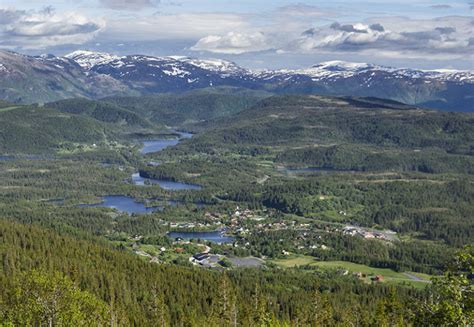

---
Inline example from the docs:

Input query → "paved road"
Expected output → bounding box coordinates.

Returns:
[403,272,431,283]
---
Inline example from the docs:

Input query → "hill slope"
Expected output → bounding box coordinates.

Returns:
[0,105,113,153]
[104,87,271,126]
[47,98,153,128]
[0,218,422,325]
[175,95,474,174]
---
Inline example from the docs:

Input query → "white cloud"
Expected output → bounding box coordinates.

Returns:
[191,16,474,60]
[0,7,105,49]
[191,31,274,54]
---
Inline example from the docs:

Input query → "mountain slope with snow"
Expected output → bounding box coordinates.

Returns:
[0,50,135,103]
[65,50,121,70]
[253,61,473,111]
[256,61,474,84]
[0,50,472,111]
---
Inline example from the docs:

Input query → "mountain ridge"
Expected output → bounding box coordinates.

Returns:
[65,50,474,83]
[1,49,473,111]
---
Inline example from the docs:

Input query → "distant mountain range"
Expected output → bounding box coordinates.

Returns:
[0,50,473,111]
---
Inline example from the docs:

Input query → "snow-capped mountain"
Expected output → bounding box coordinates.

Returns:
[0,49,472,111]
[252,60,473,111]
[62,50,474,86]
[61,51,258,93]
[66,51,250,77]
[179,57,249,76]
[256,60,474,84]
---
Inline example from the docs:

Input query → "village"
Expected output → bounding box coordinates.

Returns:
[120,205,399,276]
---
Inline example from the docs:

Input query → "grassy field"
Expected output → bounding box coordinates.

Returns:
[271,255,432,288]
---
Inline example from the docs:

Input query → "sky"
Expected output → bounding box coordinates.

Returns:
[0,0,473,70]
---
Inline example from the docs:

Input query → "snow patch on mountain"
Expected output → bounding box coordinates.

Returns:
[180,58,248,76]
[65,50,121,70]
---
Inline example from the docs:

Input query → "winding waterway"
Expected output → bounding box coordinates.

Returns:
[134,131,202,191]
[81,131,202,214]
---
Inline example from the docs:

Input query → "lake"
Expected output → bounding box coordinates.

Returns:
[132,172,202,191]
[79,195,162,214]
[168,230,235,244]
[135,130,202,191]
[140,131,193,155]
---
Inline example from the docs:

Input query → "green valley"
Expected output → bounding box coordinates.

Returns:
[0,93,472,325]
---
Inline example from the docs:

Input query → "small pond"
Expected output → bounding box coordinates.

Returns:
[168,230,235,244]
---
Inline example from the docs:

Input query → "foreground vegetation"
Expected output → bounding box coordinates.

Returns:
[1,219,472,325]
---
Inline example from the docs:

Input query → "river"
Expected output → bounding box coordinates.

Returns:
[134,131,202,190]
[81,131,201,214]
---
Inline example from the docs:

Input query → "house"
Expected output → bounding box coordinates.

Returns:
[193,253,210,262]
[191,253,222,267]
[372,275,384,282]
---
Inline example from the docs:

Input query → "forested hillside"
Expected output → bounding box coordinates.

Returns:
[0,99,166,153]
[1,219,472,325]
[104,87,271,127]
[184,95,474,173]
[48,98,154,128]
[0,105,113,153]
